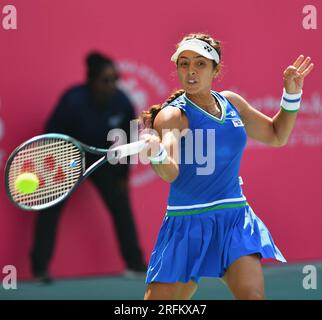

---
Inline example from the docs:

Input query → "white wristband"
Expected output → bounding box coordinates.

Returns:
[148,143,168,164]
[280,88,302,112]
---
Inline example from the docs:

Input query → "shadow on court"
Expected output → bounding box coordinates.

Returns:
[1,262,321,300]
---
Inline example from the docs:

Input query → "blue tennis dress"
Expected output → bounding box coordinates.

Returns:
[146,91,286,284]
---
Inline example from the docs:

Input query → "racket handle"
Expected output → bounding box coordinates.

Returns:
[110,140,147,159]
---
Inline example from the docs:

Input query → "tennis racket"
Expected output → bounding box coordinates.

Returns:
[4,133,147,211]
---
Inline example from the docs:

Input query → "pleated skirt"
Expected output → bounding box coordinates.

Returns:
[146,204,286,284]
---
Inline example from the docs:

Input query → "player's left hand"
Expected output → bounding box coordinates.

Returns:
[283,55,314,94]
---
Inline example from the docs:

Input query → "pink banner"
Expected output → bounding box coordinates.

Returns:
[0,0,321,279]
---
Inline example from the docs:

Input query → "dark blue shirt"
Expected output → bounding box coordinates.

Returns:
[45,84,136,177]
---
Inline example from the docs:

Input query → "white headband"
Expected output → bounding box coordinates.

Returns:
[171,39,220,64]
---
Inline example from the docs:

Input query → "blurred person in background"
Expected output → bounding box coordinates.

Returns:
[30,52,147,284]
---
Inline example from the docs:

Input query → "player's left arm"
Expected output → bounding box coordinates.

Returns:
[222,55,314,147]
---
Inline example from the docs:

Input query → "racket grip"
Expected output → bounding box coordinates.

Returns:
[111,140,147,159]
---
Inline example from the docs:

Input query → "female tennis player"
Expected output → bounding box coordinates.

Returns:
[140,33,314,300]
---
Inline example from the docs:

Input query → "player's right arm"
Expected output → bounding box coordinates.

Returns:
[142,107,188,183]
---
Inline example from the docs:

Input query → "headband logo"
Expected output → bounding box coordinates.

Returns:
[204,45,213,53]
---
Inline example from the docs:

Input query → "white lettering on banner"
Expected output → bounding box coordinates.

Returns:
[2,5,17,30]
[303,5,317,30]
[117,61,168,98]
[240,91,322,148]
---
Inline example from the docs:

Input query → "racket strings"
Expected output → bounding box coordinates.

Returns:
[8,138,82,209]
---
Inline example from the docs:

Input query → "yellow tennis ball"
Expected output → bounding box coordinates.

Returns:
[14,172,39,194]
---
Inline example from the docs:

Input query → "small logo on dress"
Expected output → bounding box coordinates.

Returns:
[232,119,244,127]
[229,111,237,117]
